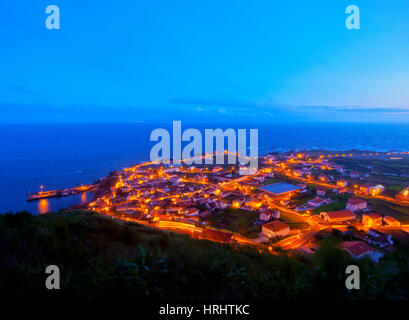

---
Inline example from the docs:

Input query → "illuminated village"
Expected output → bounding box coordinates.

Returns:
[33,150,409,262]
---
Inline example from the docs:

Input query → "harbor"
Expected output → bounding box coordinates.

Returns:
[26,184,95,202]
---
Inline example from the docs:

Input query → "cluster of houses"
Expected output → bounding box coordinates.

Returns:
[335,227,395,262]
[297,186,332,210]
[301,229,391,262]
[89,161,288,237]
[89,165,242,224]
[86,151,406,255]
[271,152,391,200]
[319,196,401,229]
[338,241,383,262]
[359,183,385,195]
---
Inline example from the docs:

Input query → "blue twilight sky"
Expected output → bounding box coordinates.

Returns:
[0,0,409,123]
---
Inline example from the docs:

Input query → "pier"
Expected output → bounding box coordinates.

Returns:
[26,185,95,201]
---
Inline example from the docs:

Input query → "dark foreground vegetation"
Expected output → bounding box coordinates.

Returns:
[1,210,408,300]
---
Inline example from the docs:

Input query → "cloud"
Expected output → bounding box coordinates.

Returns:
[0,101,259,123]
[1,99,409,123]
[173,96,409,113]
[170,97,265,110]
[169,96,409,122]
[169,96,288,118]
[300,105,409,114]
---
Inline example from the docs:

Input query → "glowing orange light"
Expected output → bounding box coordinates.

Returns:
[38,199,49,214]
[81,192,87,204]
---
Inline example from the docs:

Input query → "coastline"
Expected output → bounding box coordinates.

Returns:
[2,148,409,215]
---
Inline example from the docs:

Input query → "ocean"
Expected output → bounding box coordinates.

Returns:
[1,122,408,214]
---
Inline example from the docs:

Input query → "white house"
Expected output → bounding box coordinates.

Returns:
[308,197,325,207]
[320,210,356,223]
[260,209,280,221]
[346,198,367,212]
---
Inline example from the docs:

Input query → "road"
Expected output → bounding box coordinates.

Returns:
[268,201,325,249]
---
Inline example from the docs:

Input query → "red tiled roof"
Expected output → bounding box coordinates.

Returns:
[347,198,367,205]
[364,213,382,219]
[339,241,373,257]
[263,220,289,232]
[310,197,324,204]
[323,210,356,219]
[200,229,232,243]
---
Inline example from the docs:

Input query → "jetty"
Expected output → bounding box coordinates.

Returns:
[27,184,95,201]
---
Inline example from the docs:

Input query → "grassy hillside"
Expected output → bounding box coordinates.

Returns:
[1,210,409,300]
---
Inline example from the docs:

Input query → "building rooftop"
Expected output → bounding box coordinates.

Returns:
[339,241,374,257]
[200,229,233,243]
[310,197,324,204]
[363,213,382,219]
[323,209,356,219]
[261,183,301,196]
[263,220,289,232]
[348,197,367,205]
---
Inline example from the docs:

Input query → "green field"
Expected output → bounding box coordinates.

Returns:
[263,178,284,185]
[207,208,261,237]
[312,201,346,214]
[278,211,310,229]
[383,185,405,197]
